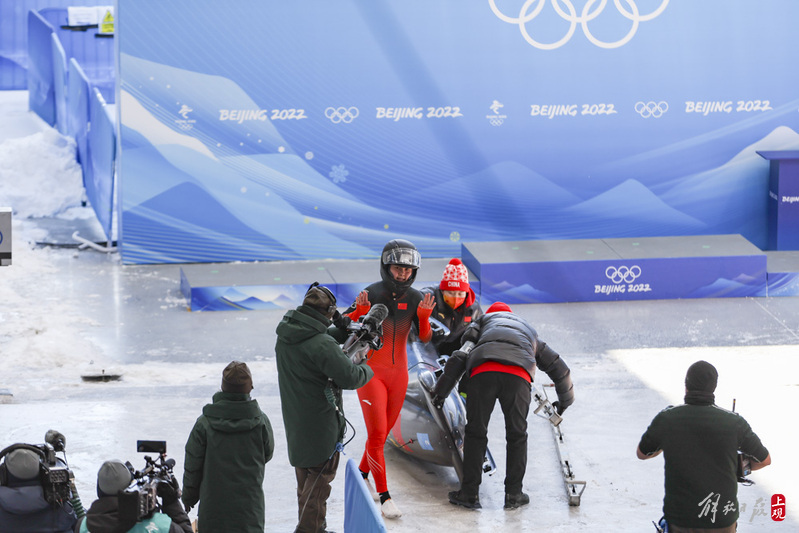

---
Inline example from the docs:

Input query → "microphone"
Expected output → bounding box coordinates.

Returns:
[45,429,66,452]
[362,303,388,334]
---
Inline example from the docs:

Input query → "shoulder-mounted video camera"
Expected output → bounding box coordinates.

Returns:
[119,440,180,522]
[342,303,388,364]
[0,430,74,506]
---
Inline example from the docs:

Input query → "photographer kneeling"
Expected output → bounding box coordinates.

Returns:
[75,460,191,533]
[0,446,77,533]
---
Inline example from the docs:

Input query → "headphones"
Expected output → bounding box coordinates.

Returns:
[307,281,337,316]
[0,443,50,485]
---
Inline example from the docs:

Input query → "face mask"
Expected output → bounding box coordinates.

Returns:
[443,293,466,309]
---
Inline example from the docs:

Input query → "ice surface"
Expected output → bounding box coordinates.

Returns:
[0,90,796,531]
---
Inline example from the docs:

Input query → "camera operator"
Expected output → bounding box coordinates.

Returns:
[75,460,191,533]
[0,446,77,533]
[275,282,374,533]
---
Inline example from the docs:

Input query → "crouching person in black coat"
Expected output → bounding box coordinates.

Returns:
[432,302,575,511]
[75,460,191,533]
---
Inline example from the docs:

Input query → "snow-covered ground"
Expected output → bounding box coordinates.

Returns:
[1,90,797,531]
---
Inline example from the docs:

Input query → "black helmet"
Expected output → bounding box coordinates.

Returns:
[380,239,421,295]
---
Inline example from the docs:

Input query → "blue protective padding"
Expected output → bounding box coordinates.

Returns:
[51,33,68,134]
[67,58,90,168]
[0,0,108,89]
[461,236,769,304]
[87,87,115,239]
[26,9,55,124]
[344,458,386,533]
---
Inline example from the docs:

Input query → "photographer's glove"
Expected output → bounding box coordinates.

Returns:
[157,477,180,507]
[552,400,567,416]
[333,311,351,331]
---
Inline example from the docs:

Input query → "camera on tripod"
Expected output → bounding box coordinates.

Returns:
[118,440,180,522]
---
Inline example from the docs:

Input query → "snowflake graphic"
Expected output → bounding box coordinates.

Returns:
[329,164,349,184]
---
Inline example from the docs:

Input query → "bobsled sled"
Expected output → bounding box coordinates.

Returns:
[386,320,496,482]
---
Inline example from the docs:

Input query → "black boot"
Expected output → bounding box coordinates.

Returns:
[448,490,481,509]
[504,492,530,509]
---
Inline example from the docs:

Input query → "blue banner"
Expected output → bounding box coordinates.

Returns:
[116,1,799,264]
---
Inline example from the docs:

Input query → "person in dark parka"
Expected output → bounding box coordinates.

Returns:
[432,302,574,511]
[182,361,274,533]
[75,459,191,533]
[276,283,374,533]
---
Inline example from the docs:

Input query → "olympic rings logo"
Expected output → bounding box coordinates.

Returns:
[605,265,641,284]
[489,0,669,50]
[325,107,359,124]
[635,101,668,118]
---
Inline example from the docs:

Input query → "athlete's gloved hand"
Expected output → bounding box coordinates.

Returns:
[450,349,467,360]
[461,326,479,345]
[417,293,435,321]
[350,291,371,320]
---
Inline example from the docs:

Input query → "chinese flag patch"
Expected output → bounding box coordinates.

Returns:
[397,303,407,310]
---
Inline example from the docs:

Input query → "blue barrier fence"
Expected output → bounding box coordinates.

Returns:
[51,33,68,134]
[28,7,114,125]
[20,5,117,241]
[27,9,56,124]
[344,458,386,533]
[0,0,107,89]
[87,87,115,238]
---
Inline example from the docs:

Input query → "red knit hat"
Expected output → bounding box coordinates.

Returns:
[439,258,470,292]
[486,302,512,314]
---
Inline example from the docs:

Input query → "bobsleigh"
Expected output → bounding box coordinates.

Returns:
[386,319,496,482]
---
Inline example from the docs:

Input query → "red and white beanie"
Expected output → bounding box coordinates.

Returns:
[439,258,470,292]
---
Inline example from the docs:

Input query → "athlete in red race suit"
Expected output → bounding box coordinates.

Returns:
[346,239,434,519]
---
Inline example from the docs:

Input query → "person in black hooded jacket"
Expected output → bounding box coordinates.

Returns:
[432,301,574,511]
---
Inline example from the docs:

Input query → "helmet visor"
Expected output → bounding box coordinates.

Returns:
[382,247,421,269]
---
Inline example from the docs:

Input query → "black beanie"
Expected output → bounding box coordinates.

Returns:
[685,360,718,393]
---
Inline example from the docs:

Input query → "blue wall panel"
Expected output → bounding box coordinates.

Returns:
[115,1,799,264]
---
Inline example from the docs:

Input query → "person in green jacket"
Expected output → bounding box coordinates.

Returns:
[182,361,274,533]
[275,283,374,533]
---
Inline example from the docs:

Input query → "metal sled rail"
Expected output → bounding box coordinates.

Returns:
[532,381,586,506]
[552,423,587,506]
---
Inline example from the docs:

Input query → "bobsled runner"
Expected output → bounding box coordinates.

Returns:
[386,320,496,482]
[532,381,587,506]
